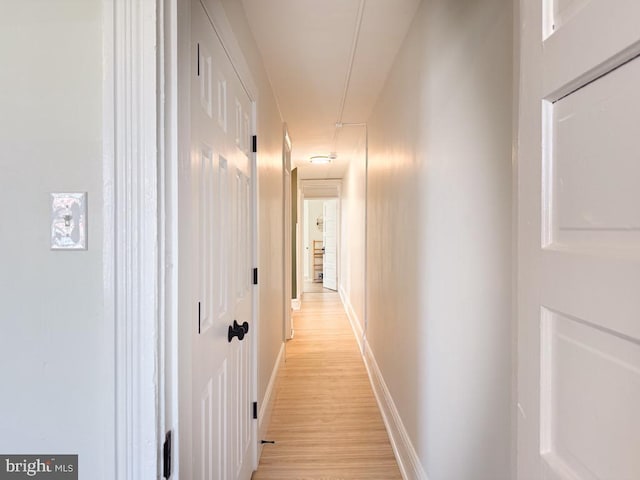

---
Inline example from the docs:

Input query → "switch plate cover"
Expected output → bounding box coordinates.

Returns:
[51,192,87,250]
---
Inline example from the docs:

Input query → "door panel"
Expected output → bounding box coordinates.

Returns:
[198,147,215,333]
[541,309,640,480]
[548,57,640,248]
[214,363,228,480]
[518,0,640,478]
[217,157,229,317]
[191,1,254,479]
[543,0,640,95]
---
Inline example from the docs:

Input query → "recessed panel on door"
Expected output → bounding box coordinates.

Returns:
[214,361,228,480]
[243,177,251,296]
[545,0,592,37]
[200,379,213,479]
[235,170,243,299]
[235,100,242,148]
[541,309,640,479]
[199,43,213,118]
[234,171,251,299]
[234,344,243,476]
[199,148,214,332]
[545,56,640,248]
[218,157,229,318]
[216,72,227,131]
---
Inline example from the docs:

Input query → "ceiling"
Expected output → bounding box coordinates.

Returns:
[241,0,420,179]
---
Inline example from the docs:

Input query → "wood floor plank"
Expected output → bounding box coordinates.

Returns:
[252,292,402,480]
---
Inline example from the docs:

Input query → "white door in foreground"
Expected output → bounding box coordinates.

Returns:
[190,1,254,478]
[518,0,640,478]
[323,199,338,291]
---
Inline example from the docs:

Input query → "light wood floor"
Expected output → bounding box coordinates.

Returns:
[252,292,402,480]
[303,280,334,293]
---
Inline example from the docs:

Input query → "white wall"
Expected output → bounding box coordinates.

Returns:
[365,0,513,478]
[0,2,114,477]
[339,134,367,331]
[220,0,285,416]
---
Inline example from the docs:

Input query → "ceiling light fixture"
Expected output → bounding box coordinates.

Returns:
[309,155,331,164]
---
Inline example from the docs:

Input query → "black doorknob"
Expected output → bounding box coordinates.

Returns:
[228,320,249,343]
[228,324,244,343]
[237,320,249,334]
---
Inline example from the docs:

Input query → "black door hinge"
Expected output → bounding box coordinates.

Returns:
[197,43,200,77]
[163,430,172,479]
[253,268,258,285]
[198,301,201,334]
[252,402,258,420]
[252,135,257,153]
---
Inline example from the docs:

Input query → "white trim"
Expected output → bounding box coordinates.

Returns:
[339,290,428,480]
[106,0,161,478]
[363,339,428,480]
[291,298,301,311]
[159,0,178,476]
[340,285,363,352]
[102,0,116,475]
[258,343,285,452]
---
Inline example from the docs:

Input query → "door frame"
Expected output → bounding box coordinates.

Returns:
[299,180,342,294]
[294,171,304,308]
[105,0,261,477]
[283,127,293,339]
[104,0,162,478]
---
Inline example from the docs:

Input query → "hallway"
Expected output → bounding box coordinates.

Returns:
[253,292,401,479]
[11,0,640,478]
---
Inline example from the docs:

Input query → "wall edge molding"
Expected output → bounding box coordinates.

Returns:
[339,288,428,480]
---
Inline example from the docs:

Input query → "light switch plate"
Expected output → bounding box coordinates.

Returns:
[51,192,87,250]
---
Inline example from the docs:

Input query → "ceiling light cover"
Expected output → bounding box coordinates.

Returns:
[309,155,331,164]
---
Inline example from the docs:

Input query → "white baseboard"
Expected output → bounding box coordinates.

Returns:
[339,287,428,480]
[339,285,364,351]
[258,342,284,456]
[362,339,429,480]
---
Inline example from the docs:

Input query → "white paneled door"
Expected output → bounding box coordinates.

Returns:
[322,199,338,291]
[191,2,254,479]
[518,0,640,479]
